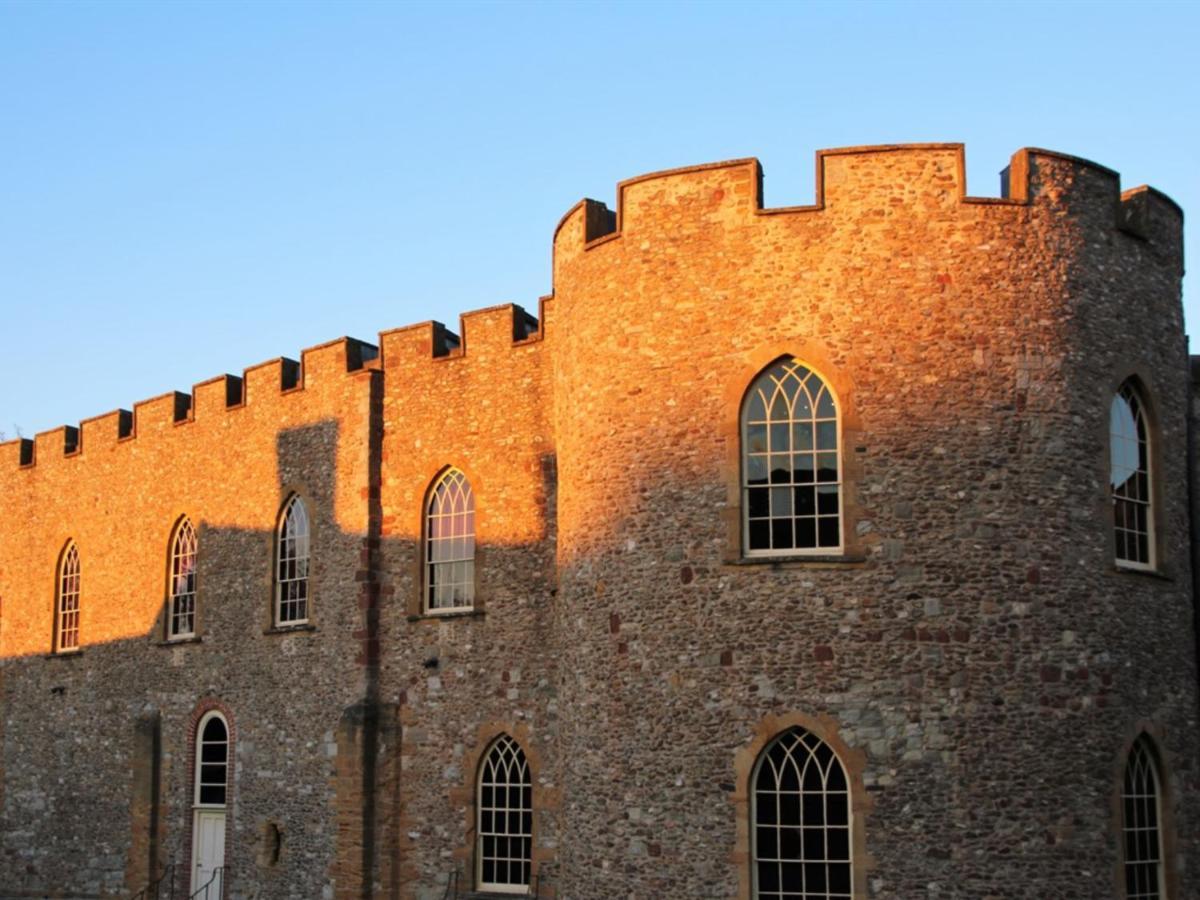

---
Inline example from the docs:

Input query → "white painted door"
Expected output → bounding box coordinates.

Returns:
[191,809,225,896]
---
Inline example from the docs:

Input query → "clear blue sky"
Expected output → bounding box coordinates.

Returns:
[2,1,1197,438]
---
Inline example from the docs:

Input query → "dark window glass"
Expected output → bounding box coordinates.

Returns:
[1121,737,1165,899]
[195,715,229,808]
[477,735,531,889]
[742,359,841,555]
[753,727,851,898]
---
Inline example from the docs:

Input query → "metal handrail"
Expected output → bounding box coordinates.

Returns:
[189,866,223,900]
[131,862,175,900]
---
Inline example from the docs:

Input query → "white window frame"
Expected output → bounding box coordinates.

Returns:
[168,517,198,640]
[194,711,230,809]
[1111,383,1155,571]
[476,734,532,894]
[275,495,310,626]
[742,358,844,558]
[56,542,81,653]
[425,468,476,614]
[750,727,853,900]
[1122,737,1167,900]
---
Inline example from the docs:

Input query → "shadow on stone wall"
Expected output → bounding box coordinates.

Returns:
[0,411,559,900]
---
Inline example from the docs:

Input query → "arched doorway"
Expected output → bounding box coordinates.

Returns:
[191,711,228,895]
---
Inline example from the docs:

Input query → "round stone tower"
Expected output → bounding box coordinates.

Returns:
[546,145,1196,898]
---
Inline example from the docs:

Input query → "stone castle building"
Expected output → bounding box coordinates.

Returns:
[0,143,1196,899]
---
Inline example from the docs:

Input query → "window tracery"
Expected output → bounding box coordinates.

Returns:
[169,517,198,638]
[743,359,841,555]
[276,495,310,624]
[426,468,475,612]
[1111,382,1153,568]
[752,726,852,899]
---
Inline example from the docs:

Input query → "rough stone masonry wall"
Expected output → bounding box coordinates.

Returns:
[0,339,377,899]
[0,143,1195,900]
[547,146,1198,899]
[375,304,559,900]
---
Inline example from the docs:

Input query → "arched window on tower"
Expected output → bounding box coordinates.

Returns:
[55,542,81,652]
[742,358,841,556]
[1111,381,1154,569]
[425,467,475,612]
[1122,736,1167,899]
[477,734,532,893]
[751,727,852,900]
[275,495,310,625]
[168,517,198,639]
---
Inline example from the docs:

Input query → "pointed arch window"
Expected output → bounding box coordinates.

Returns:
[1122,737,1167,899]
[275,495,310,625]
[168,518,198,639]
[742,358,841,556]
[55,542,81,652]
[1111,382,1154,569]
[425,468,475,612]
[751,727,852,900]
[477,734,532,893]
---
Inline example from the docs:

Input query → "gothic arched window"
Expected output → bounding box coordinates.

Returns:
[275,495,310,625]
[55,541,81,652]
[477,734,532,892]
[425,468,475,612]
[751,727,852,899]
[742,358,841,555]
[1111,382,1154,569]
[168,517,198,639]
[1122,736,1167,899]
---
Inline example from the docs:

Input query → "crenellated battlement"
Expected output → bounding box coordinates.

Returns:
[375,302,543,366]
[552,144,1183,267]
[1,300,552,470]
[0,335,385,469]
[3,142,1182,474]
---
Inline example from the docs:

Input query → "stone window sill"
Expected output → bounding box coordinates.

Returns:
[263,623,318,636]
[157,635,204,647]
[1112,564,1172,582]
[44,649,84,660]
[725,555,867,570]
[407,609,485,623]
